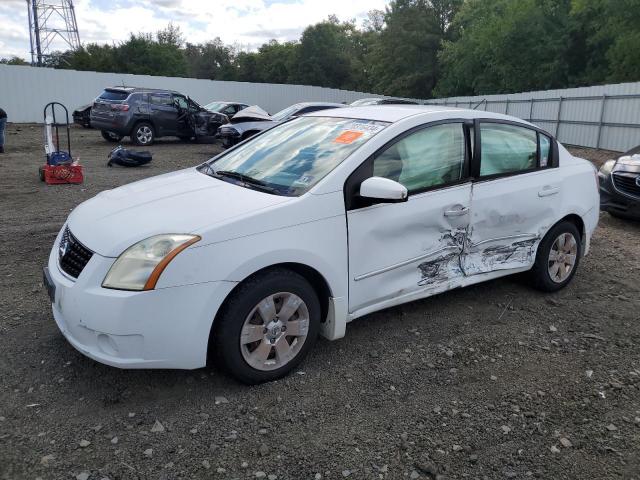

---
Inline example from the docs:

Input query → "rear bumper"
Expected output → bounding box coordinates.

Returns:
[46,228,237,369]
[90,114,132,135]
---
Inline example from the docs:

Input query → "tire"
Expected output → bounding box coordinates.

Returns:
[529,221,582,292]
[131,122,155,146]
[101,130,123,142]
[242,131,257,141]
[212,268,321,385]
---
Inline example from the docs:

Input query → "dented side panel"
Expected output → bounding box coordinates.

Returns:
[461,169,562,275]
[347,183,471,313]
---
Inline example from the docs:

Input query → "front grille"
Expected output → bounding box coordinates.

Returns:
[58,227,93,279]
[612,172,640,198]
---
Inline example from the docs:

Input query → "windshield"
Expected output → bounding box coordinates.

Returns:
[204,102,227,112]
[271,104,302,121]
[202,116,389,196]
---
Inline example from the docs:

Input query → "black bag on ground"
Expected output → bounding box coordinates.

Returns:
[107,146,152,167]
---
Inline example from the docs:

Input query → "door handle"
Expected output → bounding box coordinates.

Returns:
[444,206,470,217]
[538,186,560,197]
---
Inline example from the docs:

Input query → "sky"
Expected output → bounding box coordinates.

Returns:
[0,0,389,61]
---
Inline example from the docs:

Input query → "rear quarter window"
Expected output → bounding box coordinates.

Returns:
[99,90,129,101]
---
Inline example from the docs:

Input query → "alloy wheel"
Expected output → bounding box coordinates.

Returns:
[548,232,578,283]
[240,292,310,371]
[136,126,153,144]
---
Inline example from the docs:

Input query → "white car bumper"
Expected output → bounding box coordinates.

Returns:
[45,234,236,369]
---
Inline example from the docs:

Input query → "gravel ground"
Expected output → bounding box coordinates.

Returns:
[0,124,639,480]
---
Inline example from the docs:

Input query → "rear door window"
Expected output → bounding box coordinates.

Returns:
[149,94,173,107]
[539,133,551,167]
[479,123,538,176]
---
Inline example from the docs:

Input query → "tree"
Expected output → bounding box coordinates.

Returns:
[570,0,640,84]
[367,0,462,98]
[293,18,357,89]
[184,39,234,80]
[0,56,28,65]
[434,0,571,96]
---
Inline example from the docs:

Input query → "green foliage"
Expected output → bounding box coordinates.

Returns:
[434,0,571,96]
[24,2,640,99]
[0,56,29,65]
[367,0,462,98]
[184,39,234,80]
[570,0,640,84]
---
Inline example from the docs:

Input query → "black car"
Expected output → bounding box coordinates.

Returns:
[90,87,228,146]
[73,104,92,128]
[598,145,640,219]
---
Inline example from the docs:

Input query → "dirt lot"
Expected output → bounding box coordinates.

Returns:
[0,124,638,480]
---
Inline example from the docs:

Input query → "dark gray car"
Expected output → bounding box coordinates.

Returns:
[598,145,640,219]
[90,87,228,146]
[217,102,345,148]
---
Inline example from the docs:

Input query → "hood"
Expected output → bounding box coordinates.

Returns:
[67,168,290,257]
[227,120,279,135]
[614,154,640,173]
[230,105,271,123]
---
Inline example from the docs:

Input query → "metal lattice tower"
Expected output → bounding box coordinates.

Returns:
[27,0,81,66]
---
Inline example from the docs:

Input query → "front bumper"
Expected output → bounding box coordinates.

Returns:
[217,128,241,147]
[599,175,640,219]
[45,229,236,369]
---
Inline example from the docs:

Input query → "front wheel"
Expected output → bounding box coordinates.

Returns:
[101,130,123,142]
[529,221,582,292]
[131,122,154,146]
[212,268,321,384]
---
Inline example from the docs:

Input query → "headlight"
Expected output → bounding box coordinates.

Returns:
[102,234,200,291]
[598,159,616,176]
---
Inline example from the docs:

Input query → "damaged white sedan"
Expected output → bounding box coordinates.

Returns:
[44,105,599,384]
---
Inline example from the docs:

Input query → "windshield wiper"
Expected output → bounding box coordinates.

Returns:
[212,169,280,194]
[213,170,265,185]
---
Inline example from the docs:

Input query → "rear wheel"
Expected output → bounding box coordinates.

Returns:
[101,130,123,142]
[131,122,154,146]
[530,221,581,292]
[212,268,320,384]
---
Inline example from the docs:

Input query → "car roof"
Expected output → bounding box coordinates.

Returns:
[294,102,346,108]
[105,87,181,95]
[306,104,532,125]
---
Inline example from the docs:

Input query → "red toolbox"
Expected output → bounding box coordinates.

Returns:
[42,164,84,185]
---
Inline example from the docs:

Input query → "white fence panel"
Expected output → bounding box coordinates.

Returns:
[428,81,640,151]
[2,64,640,151]
[0,65,384,123]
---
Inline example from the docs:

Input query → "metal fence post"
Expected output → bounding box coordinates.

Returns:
[505,98,510,115]
[528,98,534,122]
[596,94,607,149]
[555,96,563,138]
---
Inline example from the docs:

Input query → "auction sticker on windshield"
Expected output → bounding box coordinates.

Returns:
[333,122,386,144]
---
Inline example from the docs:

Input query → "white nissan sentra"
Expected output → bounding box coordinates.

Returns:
[44,105,599,384]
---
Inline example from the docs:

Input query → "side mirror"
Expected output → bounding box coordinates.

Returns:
[360,177,408,203]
